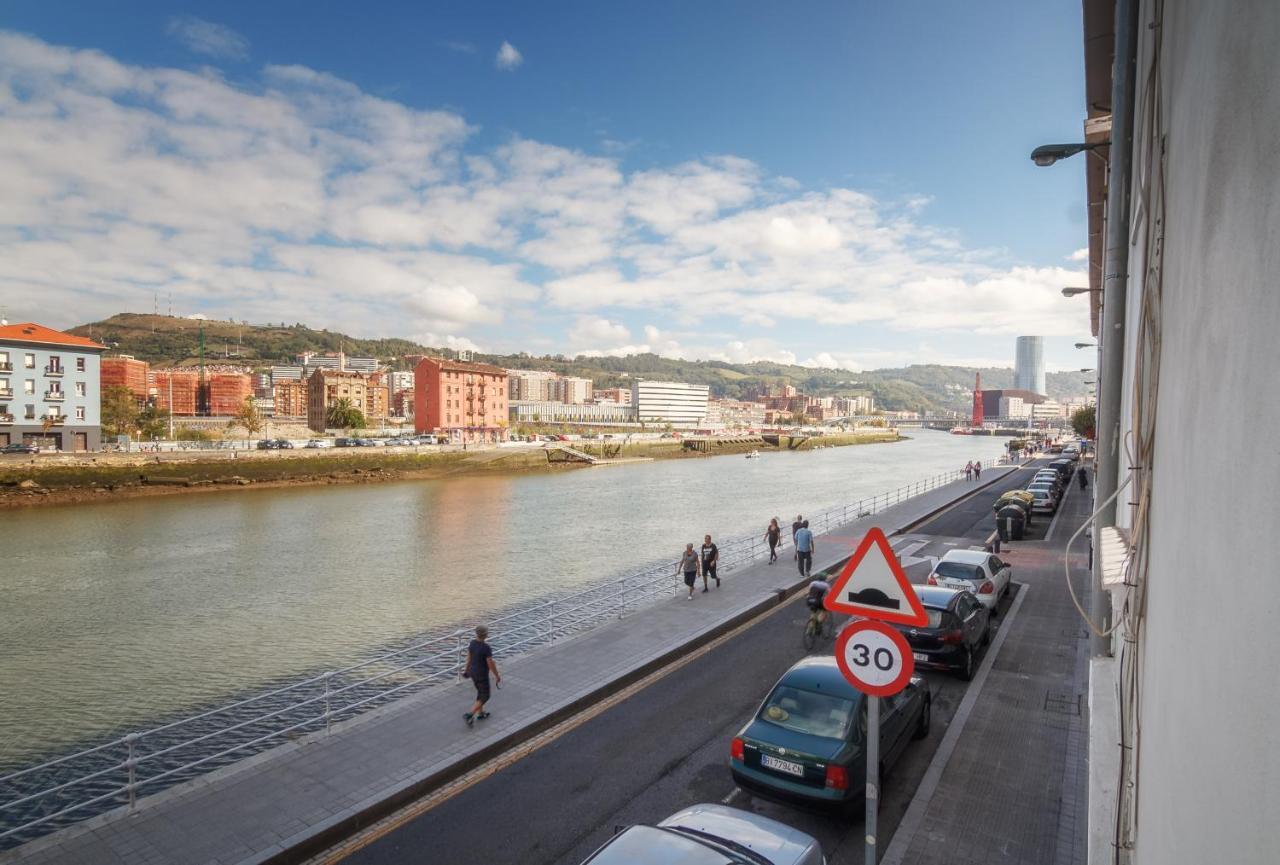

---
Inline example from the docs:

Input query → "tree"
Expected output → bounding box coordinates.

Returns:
[326,397,365,431]
[137,404,171,439]
[227,396,264,439]
[1071,405,1096,439]
[101,385,138,438]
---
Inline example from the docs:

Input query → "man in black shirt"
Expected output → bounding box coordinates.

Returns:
[464,624,501,727]
[701,534,719,591]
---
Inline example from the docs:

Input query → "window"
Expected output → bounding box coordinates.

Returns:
[24,353,35,369]
[75,407,85,420]
[24,404,35,419]
[24,380,35,395]
[76,357,85,372]
[759,684,858,740]
[0,351,8,368]
[48,355,62,372]
[76,382,86,397]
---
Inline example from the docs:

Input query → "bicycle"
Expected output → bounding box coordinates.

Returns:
[802,606,835,651]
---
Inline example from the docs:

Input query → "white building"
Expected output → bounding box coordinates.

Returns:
[507,369,559,402]
[550,376,593,405]
[509,400,635,425]
[706,399,766,430]
[0,322,104,451]
[385,370,415,394]
[999,396,1030,419]
[632,380,710,428]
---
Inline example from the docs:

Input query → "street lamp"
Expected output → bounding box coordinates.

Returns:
[1074,342,1096,349]
[1062,286,1101,297]
[1030,142,1107,167]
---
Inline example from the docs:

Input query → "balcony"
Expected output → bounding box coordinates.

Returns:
[0,413,13,425]
[45,414,66,426]
[44,390,66,401]
[0,387,12,399]
[0,362,11,372]
[44,365,65,377]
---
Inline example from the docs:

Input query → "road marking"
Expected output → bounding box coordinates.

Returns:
[307,590,806,864]
[879,583,1030,865]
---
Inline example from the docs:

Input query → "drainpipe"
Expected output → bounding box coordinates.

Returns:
[1091,0,1140,657]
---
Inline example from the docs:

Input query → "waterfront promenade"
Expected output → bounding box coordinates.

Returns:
[2,468,1017,865]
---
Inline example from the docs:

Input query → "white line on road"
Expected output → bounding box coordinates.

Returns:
[879,582,1030,865]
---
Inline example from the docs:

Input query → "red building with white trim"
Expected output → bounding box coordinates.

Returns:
[413,357,510,443]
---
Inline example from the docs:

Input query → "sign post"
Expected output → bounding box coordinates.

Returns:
[865,694,879,865]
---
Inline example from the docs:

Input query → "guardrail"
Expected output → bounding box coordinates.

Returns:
[0,464,1000,848]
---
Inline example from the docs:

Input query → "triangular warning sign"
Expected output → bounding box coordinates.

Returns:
[823,527,929,626]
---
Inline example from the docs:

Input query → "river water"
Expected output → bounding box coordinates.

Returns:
[0,431,1007,767]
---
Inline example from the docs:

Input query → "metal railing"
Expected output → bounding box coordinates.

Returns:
[0,465,986,848]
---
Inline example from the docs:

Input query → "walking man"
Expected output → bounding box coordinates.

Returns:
[701,534,720,591]
[678,542,700,600]
[791,514,804,542]
[965,460,974,481]
[974,460,982,480]
[765,518,781,564]
[795,520,815,577]
[463,625,500,727]
[1078,465,1089,490]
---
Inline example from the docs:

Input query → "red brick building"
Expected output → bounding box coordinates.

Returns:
[414,358,509,443]
[101,356,150,406]
[151,370,201,415]
[207,373,252,416]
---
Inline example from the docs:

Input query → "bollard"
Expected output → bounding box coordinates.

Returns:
[124,733,139,812]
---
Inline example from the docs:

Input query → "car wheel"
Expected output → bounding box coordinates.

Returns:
[958,647,975,681]
[912,698,931,740]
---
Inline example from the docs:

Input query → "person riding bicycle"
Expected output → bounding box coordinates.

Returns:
[806,577,832,624]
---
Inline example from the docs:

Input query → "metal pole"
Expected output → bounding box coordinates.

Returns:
[323,672,332,735]
[1092,0,1139,657]
[455,633,464,681]
[865,695,879,865]
[125,733,138,813]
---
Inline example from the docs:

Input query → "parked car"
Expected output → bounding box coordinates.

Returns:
[891,586,991,680]
[1049,459,1076,481]
[1026,487,1057,514]
[304,440,329,449]
[729,656,930,810]
[1033,470,1065,491]
[334,437,356,447]
[577,804,824,865]
[255,439,276,450]
[356,438,379,446]
[925,549,1012,612]
[1026,481,1060,505]
[274,439,295,449]
[1,442,39,455]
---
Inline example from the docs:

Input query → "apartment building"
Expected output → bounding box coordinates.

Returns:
[307,369,372,432]
[706,399,766,430]
[415,358,510,443]
[550,376,593,404]
[594,387,632,405]
[271,379,308,418]
[0,322,104,451]
[507,369,559,402]
[101,356,150,406]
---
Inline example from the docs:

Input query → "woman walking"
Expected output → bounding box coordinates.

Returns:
[765,518,782,564]
[965,460,974,481]
[677,543,701,600]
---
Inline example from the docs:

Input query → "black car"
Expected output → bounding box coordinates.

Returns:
[274,439,295,449]
[1,442,39,455]
[255,439,277,450]
[891,586,991,680]
[334,437,356,447]
[1048,459,1075,482]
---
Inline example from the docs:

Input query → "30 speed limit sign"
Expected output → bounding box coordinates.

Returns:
[833,620,915,697]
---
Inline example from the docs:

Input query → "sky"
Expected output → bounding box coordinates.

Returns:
[0,1,1095,372]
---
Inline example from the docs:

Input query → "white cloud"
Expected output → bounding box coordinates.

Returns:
[496,41,523,70]
[1068,247,1090,261]
[570,316,631,346]
[166,17,250,61]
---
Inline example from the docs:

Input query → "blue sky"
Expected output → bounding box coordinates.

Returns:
[0,1,1093,375]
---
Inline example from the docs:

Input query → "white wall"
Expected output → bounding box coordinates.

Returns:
[1128,2,1280,863]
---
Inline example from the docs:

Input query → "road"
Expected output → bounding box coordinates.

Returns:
[327,462,1046,865]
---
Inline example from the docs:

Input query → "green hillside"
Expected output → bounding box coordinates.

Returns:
[70,313,1090,414]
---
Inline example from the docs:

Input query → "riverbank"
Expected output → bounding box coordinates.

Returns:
[0,430,901,509]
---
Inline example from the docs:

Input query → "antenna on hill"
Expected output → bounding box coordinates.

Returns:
[168,292,172,317]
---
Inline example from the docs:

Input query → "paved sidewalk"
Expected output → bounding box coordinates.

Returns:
[882,469,1092,865]
[4,469,1016,865]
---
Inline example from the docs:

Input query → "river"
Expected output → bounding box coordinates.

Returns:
[0,430,1008,767]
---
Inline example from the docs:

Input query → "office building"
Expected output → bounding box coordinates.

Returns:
[632,380,710,428]
[550,376,593,404]
[509,400,635,425]
[0,322,104,451]
[1014,336,1046,395]
[415,358,510,443]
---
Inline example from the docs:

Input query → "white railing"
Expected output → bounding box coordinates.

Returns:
[0,467,978,847]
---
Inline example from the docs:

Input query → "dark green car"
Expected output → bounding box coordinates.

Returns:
[729,656,930,809]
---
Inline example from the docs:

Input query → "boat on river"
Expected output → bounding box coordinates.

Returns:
[744,450,761,458]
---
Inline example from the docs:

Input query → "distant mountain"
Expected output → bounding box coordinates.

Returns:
[70,313,1090,413]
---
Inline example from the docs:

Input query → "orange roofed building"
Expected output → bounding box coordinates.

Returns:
[413,357,509,443]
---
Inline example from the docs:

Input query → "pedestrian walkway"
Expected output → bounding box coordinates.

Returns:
[881,468,1092,865]
[3,469,1018,865]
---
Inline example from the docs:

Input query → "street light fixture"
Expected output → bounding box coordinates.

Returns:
[1074,342,1096,349]
[1062,286,1101,297]
[1080,368,1094,373]
[1030,142,1107,167]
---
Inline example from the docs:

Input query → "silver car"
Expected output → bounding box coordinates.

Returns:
[579,803,824,865]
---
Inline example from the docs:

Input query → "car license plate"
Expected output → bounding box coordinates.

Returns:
[913,652,928,662]
[760,754,804,777]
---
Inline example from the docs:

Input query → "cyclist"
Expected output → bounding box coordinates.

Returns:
[806,576,831,627]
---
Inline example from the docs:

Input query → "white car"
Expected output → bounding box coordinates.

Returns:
[927,549,1012,613]
[1026,487,1057,513]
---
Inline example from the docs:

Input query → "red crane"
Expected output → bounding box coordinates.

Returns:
[971,372,984,428]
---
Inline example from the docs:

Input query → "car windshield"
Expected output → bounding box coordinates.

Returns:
[759,684,858,739]
[934,561,982,581]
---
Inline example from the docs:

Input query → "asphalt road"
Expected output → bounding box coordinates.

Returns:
[334,462,1045,865]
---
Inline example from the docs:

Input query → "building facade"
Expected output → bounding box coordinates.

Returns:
[706,399,766,429]
[271,379,308,418]
[0,322,104,451]
[507,369,559,402]
[307,370,372,432]
[151,369,201,415]
[594,387,632,405]
[631,380,710,428]
[415,358,510,442]
[550,376,593,404]
[1013,336,1046,395]
[100,355,150,406]
[509,400,635,425]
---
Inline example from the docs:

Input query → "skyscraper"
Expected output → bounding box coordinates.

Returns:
[1014,336,1046,395]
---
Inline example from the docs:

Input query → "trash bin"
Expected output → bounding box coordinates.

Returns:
[997,504,1026,541]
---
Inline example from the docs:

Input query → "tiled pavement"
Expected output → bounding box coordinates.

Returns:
[2,469,1018,865]
[882,468,1093,865]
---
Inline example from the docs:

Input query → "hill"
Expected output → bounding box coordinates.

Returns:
[70,313,1090,414]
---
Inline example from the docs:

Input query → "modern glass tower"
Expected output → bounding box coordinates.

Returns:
[1014,336,1046,395]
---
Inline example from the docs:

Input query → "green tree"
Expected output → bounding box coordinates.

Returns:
[137,404,171,439]
[227,396,264,439]
[101,385,137,438]
[1071,405,1096,439]
[326,397,365,431]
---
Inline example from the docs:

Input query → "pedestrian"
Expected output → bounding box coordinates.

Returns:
[1078,466,1089,490]
[965,460,974,481]
[463,625,500,727]
[677,542,700,600]
[974,460,982,480]
[791,514,803,541]
[700,534,720,591]
[765,518,782,564]
[794,520,815,577]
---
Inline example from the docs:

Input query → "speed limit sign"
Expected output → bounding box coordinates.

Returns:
[833,619,915,697]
